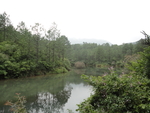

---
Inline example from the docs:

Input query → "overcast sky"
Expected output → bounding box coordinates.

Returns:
[1,0,150,45]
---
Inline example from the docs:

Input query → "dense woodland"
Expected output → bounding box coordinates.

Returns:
[70,40,145,66]
[0,12,147,79]
[0,12,72,79]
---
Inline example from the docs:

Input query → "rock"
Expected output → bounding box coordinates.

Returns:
[74,62,85,69]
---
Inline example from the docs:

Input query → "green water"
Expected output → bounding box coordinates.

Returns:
[0,68,106,113]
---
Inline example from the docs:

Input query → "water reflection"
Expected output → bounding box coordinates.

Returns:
[27,86,72,113]
[63,83,91,113]
[0,68,105,113]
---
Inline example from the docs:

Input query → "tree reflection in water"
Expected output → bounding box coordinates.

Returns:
[27,86,72,113]
[0,68,99,112]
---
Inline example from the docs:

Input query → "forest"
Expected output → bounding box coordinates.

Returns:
[2,12,150,112]
[0,12,147,80]
[0,12,72,79]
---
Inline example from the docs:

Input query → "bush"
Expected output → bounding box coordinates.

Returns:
[5,93,27,113]
[53,67,68,74]
[74,62,85,69]
[127,46,150,79]
[64,58,71,71]
[77,71,150,113]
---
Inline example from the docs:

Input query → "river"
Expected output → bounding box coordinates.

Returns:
[0,67,106,113]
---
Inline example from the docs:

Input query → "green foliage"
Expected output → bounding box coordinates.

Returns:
[64,58,71,71]
[70,41,144,67]
[0,12,147,79]
[77,72,150,113]
[0,12,146,79]
[67,109,75,113]
[127,46,150,78]
[53,67,68,74]
[77,38,150,113]
[5,93,27,113]
[0,12,71,79]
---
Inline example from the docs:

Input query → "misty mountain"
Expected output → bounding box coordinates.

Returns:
[68,38,111,45]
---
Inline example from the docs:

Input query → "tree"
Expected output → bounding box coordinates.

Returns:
[0,12,72,79]
[16,21,33,65]
[46,23,60,66]
[31,23,44,65]
[0,12,11,41]
[56,35,70,60]
[141,31,150,46]
[46,29,52,63]
[103,43,111,62]
[96,46,104,63]
[133,39,146,53]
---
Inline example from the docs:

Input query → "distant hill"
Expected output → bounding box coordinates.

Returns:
[68,38,111,45]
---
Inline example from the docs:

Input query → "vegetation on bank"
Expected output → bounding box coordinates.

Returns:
[78,69,150,112]
[70,39,146,67]
[77,35,150,112]
[0,12,71,79]
[5,93,27,113]
[0,12,147,79]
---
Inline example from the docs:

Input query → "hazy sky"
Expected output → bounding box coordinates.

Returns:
[1,0,150,45]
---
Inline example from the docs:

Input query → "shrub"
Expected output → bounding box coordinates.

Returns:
[5,93,27,113]
[64,58,71,71]
[53,67,68,74]
[77,72,150,113]
[127,46,150,79]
